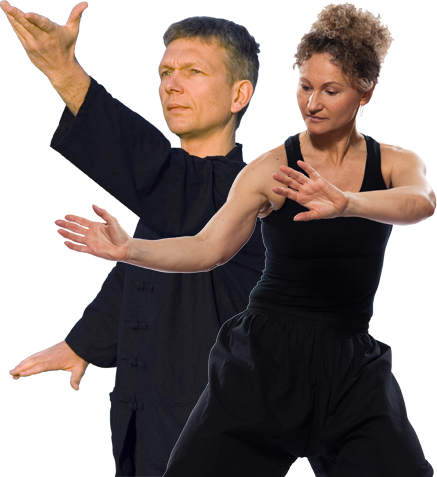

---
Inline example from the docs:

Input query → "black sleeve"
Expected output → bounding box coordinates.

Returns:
[65,261,126,368]
[50,77,172,220]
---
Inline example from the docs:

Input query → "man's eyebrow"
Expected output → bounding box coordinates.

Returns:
[159,62,206,71]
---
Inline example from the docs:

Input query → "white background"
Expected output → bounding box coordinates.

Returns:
[287,0,437,477]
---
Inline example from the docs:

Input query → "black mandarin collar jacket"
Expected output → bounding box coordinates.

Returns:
[50,77,265,475]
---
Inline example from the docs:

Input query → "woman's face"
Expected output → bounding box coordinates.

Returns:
[297,53,372,135]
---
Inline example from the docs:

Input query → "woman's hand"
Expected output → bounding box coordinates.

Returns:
[55,205,132,261]
[272,160,349,221]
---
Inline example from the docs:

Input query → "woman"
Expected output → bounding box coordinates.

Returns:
[55,4,435,476]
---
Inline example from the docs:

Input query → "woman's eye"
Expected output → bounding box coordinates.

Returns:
[300,84,311,91]
[326,91,337,96]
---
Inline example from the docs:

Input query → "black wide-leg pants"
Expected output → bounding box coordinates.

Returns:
[162,300,433,477]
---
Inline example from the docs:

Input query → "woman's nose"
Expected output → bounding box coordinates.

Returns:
[308,92,322,113]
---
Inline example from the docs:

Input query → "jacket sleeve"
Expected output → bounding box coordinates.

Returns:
[65,261,126,368]
[50,77,172,220]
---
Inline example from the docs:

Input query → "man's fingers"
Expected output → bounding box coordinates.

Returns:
[16,363,48,377]
[24,11,55,33]
[1,2,37,36]
[66,2,88,28]
[70,375,80,390]
[70,363,87,390]
[11,361,48,377]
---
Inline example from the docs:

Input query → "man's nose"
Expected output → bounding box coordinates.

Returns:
[164,71,184,94]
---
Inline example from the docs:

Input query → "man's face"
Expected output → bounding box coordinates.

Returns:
[159,38,236,141]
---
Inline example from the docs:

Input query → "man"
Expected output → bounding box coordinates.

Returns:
[2,2,265,476]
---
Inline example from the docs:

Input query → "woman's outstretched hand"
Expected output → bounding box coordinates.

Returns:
[272,160,350,221]
[55,205,132,261]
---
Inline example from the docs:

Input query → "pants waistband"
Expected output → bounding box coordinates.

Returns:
[247,299,369,333]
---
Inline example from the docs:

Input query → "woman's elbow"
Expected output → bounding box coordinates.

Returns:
[424,190,436,218]
[416,192,436,221]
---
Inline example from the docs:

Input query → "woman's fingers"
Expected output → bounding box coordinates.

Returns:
[61,214,94,228]
[278,165,309,185]
[92,204,117,224]
[57,228,87,245]
[272,186,298,201]
[63,240,89,254]
[55,219,89,235]
[272,173,302,190]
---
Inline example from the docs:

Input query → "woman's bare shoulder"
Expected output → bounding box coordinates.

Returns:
[379,142,426,171]
[379,143,427,188]
[236,144,289,216]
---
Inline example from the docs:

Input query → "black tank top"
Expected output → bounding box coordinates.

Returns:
[249,133,393,322]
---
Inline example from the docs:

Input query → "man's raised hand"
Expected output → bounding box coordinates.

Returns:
[1,1,87,79]
[1,1,90,114]
[10,340,89,391]
[55,205,133,262]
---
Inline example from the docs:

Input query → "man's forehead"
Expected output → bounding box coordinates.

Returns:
[159,38,227,70]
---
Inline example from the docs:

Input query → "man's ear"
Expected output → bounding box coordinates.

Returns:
[230,80,254,114]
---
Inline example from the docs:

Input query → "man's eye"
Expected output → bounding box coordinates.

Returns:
[192,69,201,74]
[161,71,171,77]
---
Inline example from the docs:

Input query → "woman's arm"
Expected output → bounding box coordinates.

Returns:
[55,152,278,272]
[272,147,435,225]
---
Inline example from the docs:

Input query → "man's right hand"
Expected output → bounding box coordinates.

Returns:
[10,340,89,391]
[1,1,91,115]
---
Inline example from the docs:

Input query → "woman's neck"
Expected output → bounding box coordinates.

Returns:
[301,122,363,166]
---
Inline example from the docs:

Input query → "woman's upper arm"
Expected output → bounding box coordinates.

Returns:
[384,144,431,189]
[383,144,436,215]
[197,152,277,266]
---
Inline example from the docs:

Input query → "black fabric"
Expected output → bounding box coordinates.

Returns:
[250,133,393,321]
[161,135,432,477]
[162,302,433,477]
[50,77,265,476]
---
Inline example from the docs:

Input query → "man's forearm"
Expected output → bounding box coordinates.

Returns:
[49,60,91,116]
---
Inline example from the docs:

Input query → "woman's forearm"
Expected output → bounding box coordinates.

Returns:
[343,186,436,225]
[125,234,221,273]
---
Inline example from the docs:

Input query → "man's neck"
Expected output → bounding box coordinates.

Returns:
[180,131,237,158]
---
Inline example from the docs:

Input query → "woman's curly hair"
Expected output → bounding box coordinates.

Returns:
[294,3,393,91]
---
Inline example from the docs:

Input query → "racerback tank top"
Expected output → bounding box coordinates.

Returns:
[249,133,393,322]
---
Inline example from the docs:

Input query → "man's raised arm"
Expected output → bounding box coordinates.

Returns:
[1,1,90,115]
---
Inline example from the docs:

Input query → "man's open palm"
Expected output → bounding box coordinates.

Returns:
[1,1,88,79]
[10,340,89,390]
